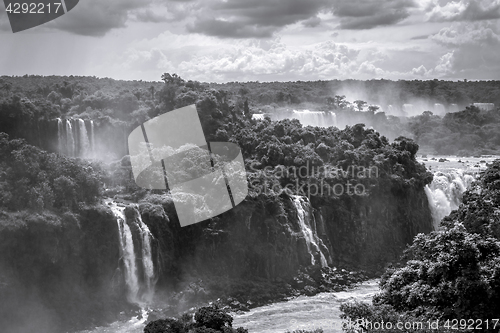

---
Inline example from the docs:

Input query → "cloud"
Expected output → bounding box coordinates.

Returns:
[428,21,500,78]
[332,0,417,29]
[183,0,331,38]
[303,16,322,27]
[187,19,276,38]
[426,0,500,22]
[121,32,444,82]
[48,0,151,36]
[135,9,169,23]
[411,34,429,40]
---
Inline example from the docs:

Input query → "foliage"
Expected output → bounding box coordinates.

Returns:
[341,160,500,332]
[0,133,102,212]
[407,106,500,155]
[144,304,248,333]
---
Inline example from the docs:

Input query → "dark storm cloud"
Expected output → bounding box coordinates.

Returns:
[187,19,275,38]
[411,34,429,40]
[187,0,331,38]
[303,17,322,27]
[332,0,416,29]
[135,9,168,23]
[49,0,151,36]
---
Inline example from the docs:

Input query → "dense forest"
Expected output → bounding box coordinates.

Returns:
[1,75,499,157]
[0,74,499,333]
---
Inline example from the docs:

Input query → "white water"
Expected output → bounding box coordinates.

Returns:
[77,279,379,333]
[233,279,379,333]
[424,170,474,230]
[293,196,329,267]
[420,156,499,230]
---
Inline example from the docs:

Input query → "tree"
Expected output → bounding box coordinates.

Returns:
[354,100,367,111]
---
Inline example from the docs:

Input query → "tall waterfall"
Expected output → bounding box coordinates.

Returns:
[292,196,329,267]
[108,201,157,305]
[65,119,75,157]
[78,119,91,157]
[424,170,475,230]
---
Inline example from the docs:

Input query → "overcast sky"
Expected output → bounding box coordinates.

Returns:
[1,0,499,82]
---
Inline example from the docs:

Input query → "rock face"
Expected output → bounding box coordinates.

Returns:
[0,207,132,333]
[140,185,432,289]
[0,180,433,332]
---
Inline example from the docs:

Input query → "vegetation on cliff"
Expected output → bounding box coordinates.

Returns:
[341,160,500,332]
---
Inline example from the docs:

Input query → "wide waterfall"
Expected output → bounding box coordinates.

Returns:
[424,170,475,230]
[291,110,337,127]
[56,118,96,158]
[292,196,329,267]
[108,200,157,305]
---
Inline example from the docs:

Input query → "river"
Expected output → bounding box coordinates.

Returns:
[76,280,380,333]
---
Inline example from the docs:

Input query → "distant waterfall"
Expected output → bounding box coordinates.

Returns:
[108,201,157,305]
[292,196,329,267]
[56,118,96,158]
[65,119,75,157]
[78,119,91,157]
[90,120,95,154]
[57,118,65,154]
[424,170,475,230]
[291,110,337,127]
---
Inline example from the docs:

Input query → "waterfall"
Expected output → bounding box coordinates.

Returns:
[424,170,475,230]
[65,119,75,157]
[78,119,91,157]
[107,200,157,305]
[291,110,337,127]
[137,212,155,302]
[292,196,329,267]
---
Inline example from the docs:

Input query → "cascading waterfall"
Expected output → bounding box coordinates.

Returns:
[424,170,475,230]
[292,196,329,267]
[107,200,157,305]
